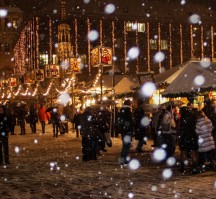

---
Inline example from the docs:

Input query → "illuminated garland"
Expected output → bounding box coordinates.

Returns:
[75,18,78,55]
[87,18,91,73]
[26,21,30,68]
[158,23,161,70]
[112,21,115,56]
[201,25,204,59]
[100,20,103,46]
[147,22,150,71]
[190,25,194,58]
[169,23,172,68]
[36,17,39,69]
[135,21,139,72]
[211,26,214,59]
[124,21,127,73]
[32,18,35,69]
[49,17,53,64]
[180,24,183,64]
[30,20,33,68]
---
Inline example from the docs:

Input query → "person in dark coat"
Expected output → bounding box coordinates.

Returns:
[133,101,148,152]
[5,101,16,135]
[50,108,61,138]
[80,108,98,162]
[0,105,11,164]
[178,107,198,173]
[73,110,82,138]
[16,103,27,135]
[28,104,38,134]
[97,108,110,152]
[118,99,134,165]
[157,105,177,159]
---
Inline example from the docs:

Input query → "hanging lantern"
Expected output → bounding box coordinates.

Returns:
[91,46,112,67]
[45,64,60,78]
[65,57,81,74]
[8,77,17,87]
[2,80,9,88]
[35,69,45,81]
[24,71,35,84]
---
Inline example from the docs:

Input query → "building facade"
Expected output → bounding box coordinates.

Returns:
[13,0,216,81]
[0,3,23,79]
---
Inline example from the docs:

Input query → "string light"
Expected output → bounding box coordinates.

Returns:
[75,18,78,55]
[180,24,183,64]
[190,25,194,58]
[124,21,127,73]
[32,18,35,69]
[36,17,39,69]
[112,21,115,56]
[135,21,139,72]
[49,16,53,64]
[100,19,103,46]
[87,18,91,73]
[158,23,161,70]
[211,26,214,59]
[26,21,30,68]
[147,22,150,71]
[169,23,172,68]
[30,20,33,68]
[200,25,204,59]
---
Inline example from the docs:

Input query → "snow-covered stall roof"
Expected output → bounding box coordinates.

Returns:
[162,61,216,97]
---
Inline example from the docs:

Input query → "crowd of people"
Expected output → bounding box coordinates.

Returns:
[0,98,216,175]
[116,98,216,174]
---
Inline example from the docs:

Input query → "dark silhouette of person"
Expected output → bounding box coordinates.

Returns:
[28,104,38,134]
[118,99,134,165]
[50,108,61,138]
[0,105,11,164]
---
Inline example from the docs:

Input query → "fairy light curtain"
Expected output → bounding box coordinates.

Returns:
[123,21,127,73]
[190,25,194,58]
[200,25,204,59]
[87,18,91,73]
[180,24,183,64]
[211,26,214,59]
[74,18,78,56]
[169,23,172,69]
[158,23,161,71]
[135,21,139,72]
[112,21,115,57]
[100,20,103,46]
[49,16,53,64]
[147,22,150,71]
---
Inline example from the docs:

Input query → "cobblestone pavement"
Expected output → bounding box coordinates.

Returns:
[0,123,215,199]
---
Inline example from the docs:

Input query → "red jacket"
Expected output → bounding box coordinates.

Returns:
[38,107,48,122]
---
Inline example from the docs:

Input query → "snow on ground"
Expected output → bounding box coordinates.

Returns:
[0,123,215,199]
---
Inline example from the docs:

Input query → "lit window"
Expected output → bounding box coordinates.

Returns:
[52,54,57,64]
[12,18,18,29]
[126,22,133,31]
[161,40,168,50]
[138,23,145,32]
[39,54,57,65]
[126,22,145,32]
[150,39,157,50]
[39,54,49,66]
